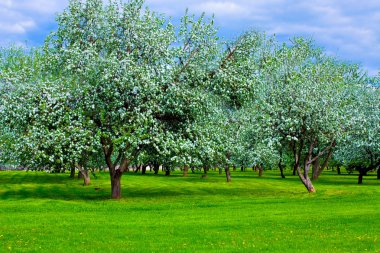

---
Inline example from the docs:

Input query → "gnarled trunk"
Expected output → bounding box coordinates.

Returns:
[296,163,316,193]
[77,165,90,186]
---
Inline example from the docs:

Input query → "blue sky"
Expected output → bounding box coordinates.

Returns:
[1,0,379,75]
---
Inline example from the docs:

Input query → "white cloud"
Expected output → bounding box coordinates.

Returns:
[12,0,68,15]
[0,20,35,34]
[192,1,249,17]
[0,7,36,34]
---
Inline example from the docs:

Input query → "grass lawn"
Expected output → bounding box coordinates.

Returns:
[0,169,379,252]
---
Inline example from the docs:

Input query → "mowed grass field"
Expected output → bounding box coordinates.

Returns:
[0,169,379,252]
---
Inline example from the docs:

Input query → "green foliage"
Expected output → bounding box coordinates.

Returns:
[235,36,371,190]
[335,83,380,170]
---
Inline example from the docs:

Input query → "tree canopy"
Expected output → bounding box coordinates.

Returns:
[0,0,378,198]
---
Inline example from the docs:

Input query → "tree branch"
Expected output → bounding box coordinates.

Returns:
[308,140,336,165]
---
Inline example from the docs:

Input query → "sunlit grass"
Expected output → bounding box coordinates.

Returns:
[0,169,379,252]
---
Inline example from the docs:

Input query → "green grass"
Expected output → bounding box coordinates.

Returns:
[0,169,379,252]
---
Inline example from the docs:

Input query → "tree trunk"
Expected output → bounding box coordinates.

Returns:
[203,165,208,176]
[111,170,122,199]
[313,147,334,180]
[78,170,83,179]
[191,165,195,174]
[218,168,223,175]
[70,168,75,178]
[108,159,129,199]
[232,164,236,172]
[82,171,91,186]
[141,165,147,175]
[165,166,170,176]
[241,166,244,172]
[134,165,141,173]
[183,165,189,177]
[258,168,263,177]
[278,151,286,179]
[258,164,263,177]
[77,167,91,186]
[377,168,380,179]
[279,163,285,179]
[225,165,231,182]
[358,173,363,184]
[153,162,159,175]
[337,166,341,175]
[291,138,304,176]
[312,157,320,180]
[296,164,316,193]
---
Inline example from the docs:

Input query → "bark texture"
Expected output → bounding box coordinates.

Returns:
[183,165,189,177]
[77,165,91,186]
[296,165,316,193]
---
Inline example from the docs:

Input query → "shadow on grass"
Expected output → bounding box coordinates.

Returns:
[0,171,70,184]
[0,171,110,201]
[316,174,380,186]
[2,170,376,201]
[0,170,304,201]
